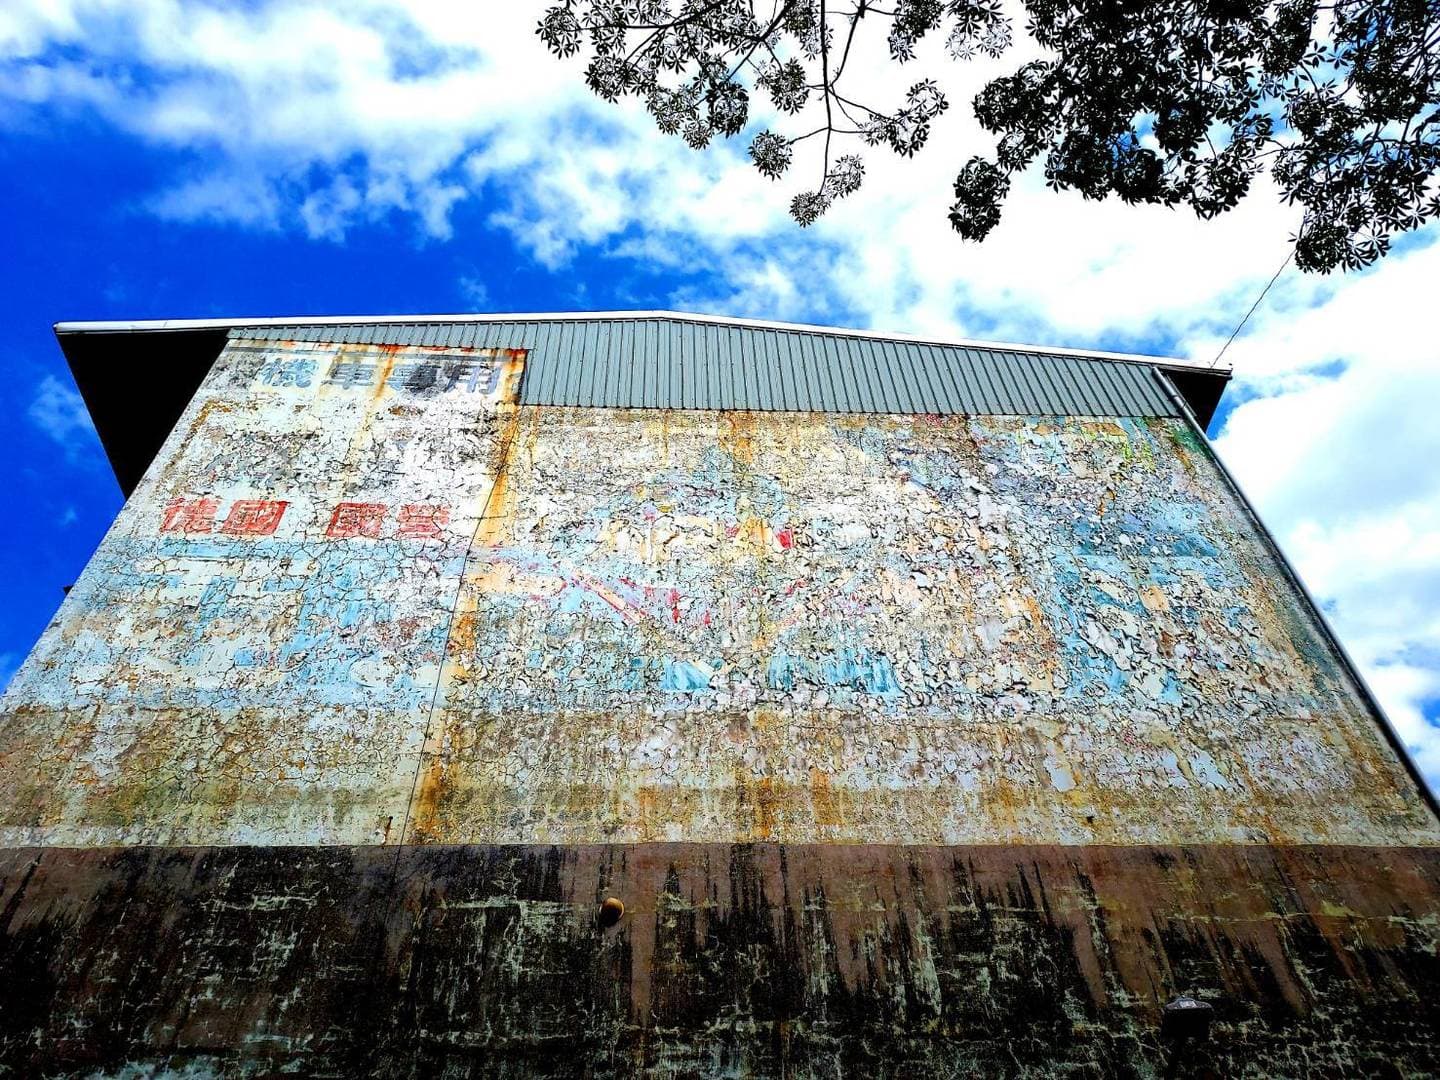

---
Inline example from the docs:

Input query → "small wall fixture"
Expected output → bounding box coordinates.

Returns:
[598,897,625,928]
[1161,995,1214,1042]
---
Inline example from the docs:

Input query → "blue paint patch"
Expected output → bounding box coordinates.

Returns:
[766,648,901,697]
[1104,660,1130,693]
[662,659,713,692]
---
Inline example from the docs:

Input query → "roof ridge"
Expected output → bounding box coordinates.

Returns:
[54,309,1226,374]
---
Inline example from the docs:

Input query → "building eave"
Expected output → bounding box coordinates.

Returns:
[53,309,1231,376]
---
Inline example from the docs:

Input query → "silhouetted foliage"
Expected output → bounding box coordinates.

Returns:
[539,0,1440,271]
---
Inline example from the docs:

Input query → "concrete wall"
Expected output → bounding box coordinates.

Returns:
[2,842,1438,1078]
[0,339,1430,848]
[1,338,1437,1077]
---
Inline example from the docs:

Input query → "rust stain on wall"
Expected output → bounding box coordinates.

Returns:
[0,341,1433,849]
[418,407,1434,847]
[0,340,523,846]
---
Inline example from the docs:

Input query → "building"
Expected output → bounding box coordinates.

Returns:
[1,310,1436,1076]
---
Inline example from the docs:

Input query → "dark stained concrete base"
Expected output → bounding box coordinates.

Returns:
[0,843,1436,1078]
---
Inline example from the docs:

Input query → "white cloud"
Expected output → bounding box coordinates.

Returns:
[149,171,285,230]
[1367,661,1440,786]
[1209,238,1440,792]
[457,274,489,310]
[3,0,1439,790]
[0,651,17,695]
[0,0,790,244]
[28,374,98,461]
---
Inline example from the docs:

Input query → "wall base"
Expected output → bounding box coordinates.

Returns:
[0,843,1436,1077]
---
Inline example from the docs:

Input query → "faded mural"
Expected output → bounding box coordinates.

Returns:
[0,340,1432,848]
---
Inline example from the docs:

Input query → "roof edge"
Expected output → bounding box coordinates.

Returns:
[53,309,1231,375]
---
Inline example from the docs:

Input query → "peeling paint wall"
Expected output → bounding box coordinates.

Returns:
[2,334,1439,1075]
[417,407,1433,847]
[0,340,524,846]
[0,339,1431,848]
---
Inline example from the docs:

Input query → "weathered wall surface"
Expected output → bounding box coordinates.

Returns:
[0,341,1433,847]
[2,336,1439,1076]
[418,407,1432,846]
[0,842,1437,1078]
[0,340,524,845]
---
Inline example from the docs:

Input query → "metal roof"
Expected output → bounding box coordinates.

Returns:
[53,309,1228,371]
[54,311,1231,496]
[231,314,1199,419]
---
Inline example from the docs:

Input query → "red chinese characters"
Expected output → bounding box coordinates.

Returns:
[160,497,219,534]
[326,502,388,539]
[159,496,450,540]
[220,500,289,536]
[396,503,450,540]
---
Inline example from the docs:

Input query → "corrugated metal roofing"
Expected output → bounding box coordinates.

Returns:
[233,315,1178,418]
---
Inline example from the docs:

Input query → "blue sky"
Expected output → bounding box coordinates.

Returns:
[2,0,1438,790]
